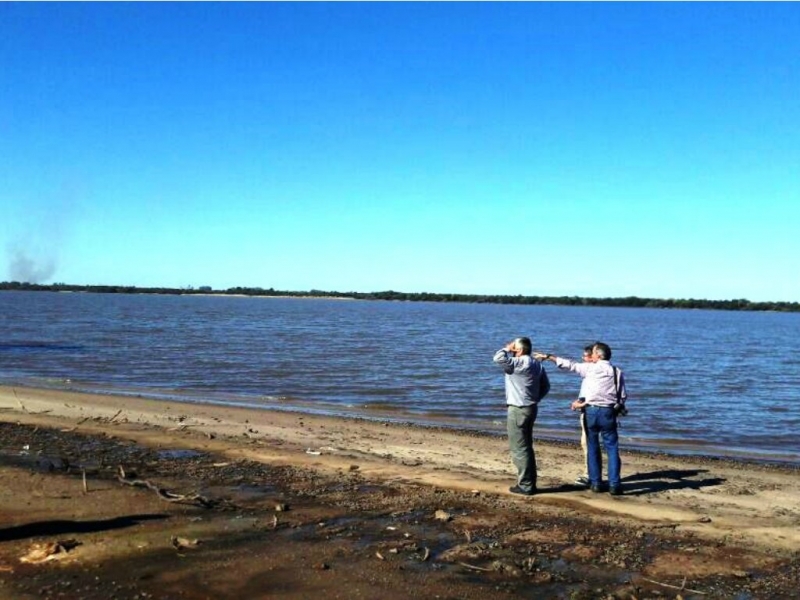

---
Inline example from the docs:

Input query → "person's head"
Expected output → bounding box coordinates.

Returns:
[513,337,532,356]
[592,342,612,360]
[582,344,594,362]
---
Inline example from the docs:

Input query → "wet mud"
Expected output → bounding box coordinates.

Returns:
[0,422,798,599]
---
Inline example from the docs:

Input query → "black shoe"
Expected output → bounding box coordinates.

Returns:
[509,485,536,496]
[609,487,623,496]
[590,484,603,493]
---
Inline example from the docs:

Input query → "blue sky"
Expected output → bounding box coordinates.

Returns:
[2,3,799,301]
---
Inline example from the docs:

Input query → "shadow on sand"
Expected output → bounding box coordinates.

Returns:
[620,468,726,496]
[0,514,168,542]
[538,469,726,496]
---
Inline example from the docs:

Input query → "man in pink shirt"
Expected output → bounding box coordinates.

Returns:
[535,342,627,495]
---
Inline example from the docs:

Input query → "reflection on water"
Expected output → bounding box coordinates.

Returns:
[1,291,798,464]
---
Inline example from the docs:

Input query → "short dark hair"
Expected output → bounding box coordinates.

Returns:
[515,337,532,355]
[593,342,612,360]
[583,344,594,355]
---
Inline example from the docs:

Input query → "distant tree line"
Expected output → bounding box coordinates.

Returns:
[1,281,798,312]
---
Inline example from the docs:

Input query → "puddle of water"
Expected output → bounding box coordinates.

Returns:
[545,557,569,573]
[0,449,72,472]
[208,483,278,502]
[157,449,204,460]
[354,484,385,494]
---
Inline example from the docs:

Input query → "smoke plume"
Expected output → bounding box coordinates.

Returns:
[5,181,81,284]
[8,246,57,283]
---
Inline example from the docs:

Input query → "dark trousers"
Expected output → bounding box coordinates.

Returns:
[585,405,621,488]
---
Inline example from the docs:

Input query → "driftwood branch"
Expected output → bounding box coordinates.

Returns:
[11,388,51,415]
[168,423,196,432]
[12,388,26,412]
[640,576,707,595]
[458,562,492,572]
[116,466,217,508]
[12,388,28,413]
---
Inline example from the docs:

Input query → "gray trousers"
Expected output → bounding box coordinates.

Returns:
[507,404,538,492]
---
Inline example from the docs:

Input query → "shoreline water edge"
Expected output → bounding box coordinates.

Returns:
[2,384,799,550]
[3,381,799,467]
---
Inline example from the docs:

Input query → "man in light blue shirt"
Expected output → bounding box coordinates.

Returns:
[493,336,550,496]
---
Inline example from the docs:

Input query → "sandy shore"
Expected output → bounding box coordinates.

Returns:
[1,384,798,599]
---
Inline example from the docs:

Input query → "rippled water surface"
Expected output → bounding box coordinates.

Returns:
[2,291,798,463]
